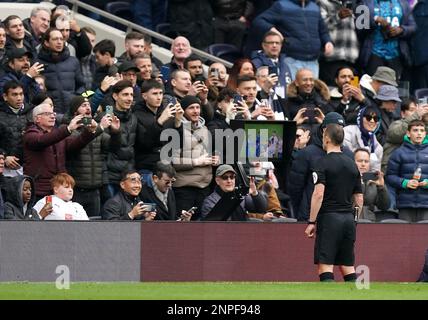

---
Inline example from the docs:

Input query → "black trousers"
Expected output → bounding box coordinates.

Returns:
[365,54,403,80]
[173,186,211,220]
[213,17,247,51]
[73,188,101,217]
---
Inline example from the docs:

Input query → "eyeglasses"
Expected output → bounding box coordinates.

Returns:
[124,177,142,184]
[220,174,236,181]
[364,115,379,122]
[160,177,176,185]
[37,111,56,117]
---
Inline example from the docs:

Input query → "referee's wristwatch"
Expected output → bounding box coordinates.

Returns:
[307,220,316,225]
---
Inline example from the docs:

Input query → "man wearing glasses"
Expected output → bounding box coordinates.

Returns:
[140,161,193,221]
[23,103,99,201]
[200,164,267,221]
[102,170,156,221]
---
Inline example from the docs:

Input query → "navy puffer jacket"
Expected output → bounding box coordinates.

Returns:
[386,136,428,209]
[252,0,331,61]
[37,46,85,114]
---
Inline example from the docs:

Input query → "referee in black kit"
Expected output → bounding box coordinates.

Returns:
[304,123,363,282]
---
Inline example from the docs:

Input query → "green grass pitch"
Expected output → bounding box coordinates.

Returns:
[0,282,427,300]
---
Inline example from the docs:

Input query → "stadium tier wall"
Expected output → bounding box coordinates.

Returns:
[0,222,427,282]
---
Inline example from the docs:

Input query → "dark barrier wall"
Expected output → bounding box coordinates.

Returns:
[0,221,141,282]
[1,222,427,282]
[140,223,428,282]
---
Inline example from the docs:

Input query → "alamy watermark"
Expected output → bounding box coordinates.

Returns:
[55,265,70,290]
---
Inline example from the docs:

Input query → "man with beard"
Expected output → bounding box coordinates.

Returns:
[117,31,145,64]
[0,48,42,101]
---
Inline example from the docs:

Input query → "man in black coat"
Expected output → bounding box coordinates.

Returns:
[288,112,353,221]
[0,80,33,177]
[139,161,193,221]
[102,170,156,221]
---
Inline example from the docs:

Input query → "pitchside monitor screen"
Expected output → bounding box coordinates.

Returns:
[230,120,295,163]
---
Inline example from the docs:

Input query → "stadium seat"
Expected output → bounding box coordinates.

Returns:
[207,43,242,63]
[415,88,428,100]
[380,218,409,223]
[374,209,398,222]
[103,2,132,31]
[417,220,428,223]
[154,23,178,49]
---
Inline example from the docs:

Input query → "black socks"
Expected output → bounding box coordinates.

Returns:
[343,273,357,282]
[319,272,334,282]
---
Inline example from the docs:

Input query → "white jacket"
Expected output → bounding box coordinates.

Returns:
[34,195,89,221]
[343,124,383,172]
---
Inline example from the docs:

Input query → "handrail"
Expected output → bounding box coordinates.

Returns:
[65,0,233,68]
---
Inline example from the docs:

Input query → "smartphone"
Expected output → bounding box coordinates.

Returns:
[187,206,197,214]
[418,97,428,106]
[140,202,157,212]
[344,0,353,9]
[350,76,359,87]
[81,117,92,125]
[362,172,379,182]
[233,94,243,104]
[160,65,170,81]
[268,66,277,76]
[166,96,177,106]
[303,106,315,120]
[45,195,52,204]
[210,68,219,78]
[194,74,205,83]
[105,105,113,115]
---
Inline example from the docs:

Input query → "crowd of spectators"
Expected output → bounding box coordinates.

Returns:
[0,0,428,223]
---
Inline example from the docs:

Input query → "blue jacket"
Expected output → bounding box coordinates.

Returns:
[386,136,428,209]
[412,0,428,66]
[0,65,41,104]
[288,125,353,220]
[251,0,331,61]
[37,47,85,114]
[251,51,293,99]
[357,0,416,68]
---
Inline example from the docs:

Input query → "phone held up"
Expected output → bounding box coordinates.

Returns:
[362,171,379,182]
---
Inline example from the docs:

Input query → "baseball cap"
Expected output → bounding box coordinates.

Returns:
[7,47,33,60]
[374,85,402,102]
[215,164,236,177]
[372,66,398,87]
[321,112,345,128]
[118,61,140,74]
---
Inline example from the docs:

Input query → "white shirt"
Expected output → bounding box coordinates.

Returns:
[34,195,89,221]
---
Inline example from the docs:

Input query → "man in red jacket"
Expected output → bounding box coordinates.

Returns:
[23,102,101,200]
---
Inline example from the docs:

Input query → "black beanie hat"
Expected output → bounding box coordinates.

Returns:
[69,96,89,115]
[180,95,201,110]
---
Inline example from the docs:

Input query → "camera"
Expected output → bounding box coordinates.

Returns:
[81,117,92,125]
[303,105,319,120]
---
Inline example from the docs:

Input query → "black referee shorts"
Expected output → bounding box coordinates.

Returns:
[314,211,356,266]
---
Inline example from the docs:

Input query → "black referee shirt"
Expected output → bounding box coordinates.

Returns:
[313,152,363,213]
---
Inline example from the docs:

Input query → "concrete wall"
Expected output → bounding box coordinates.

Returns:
[1,221,427,282]
[0,221,141,282]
